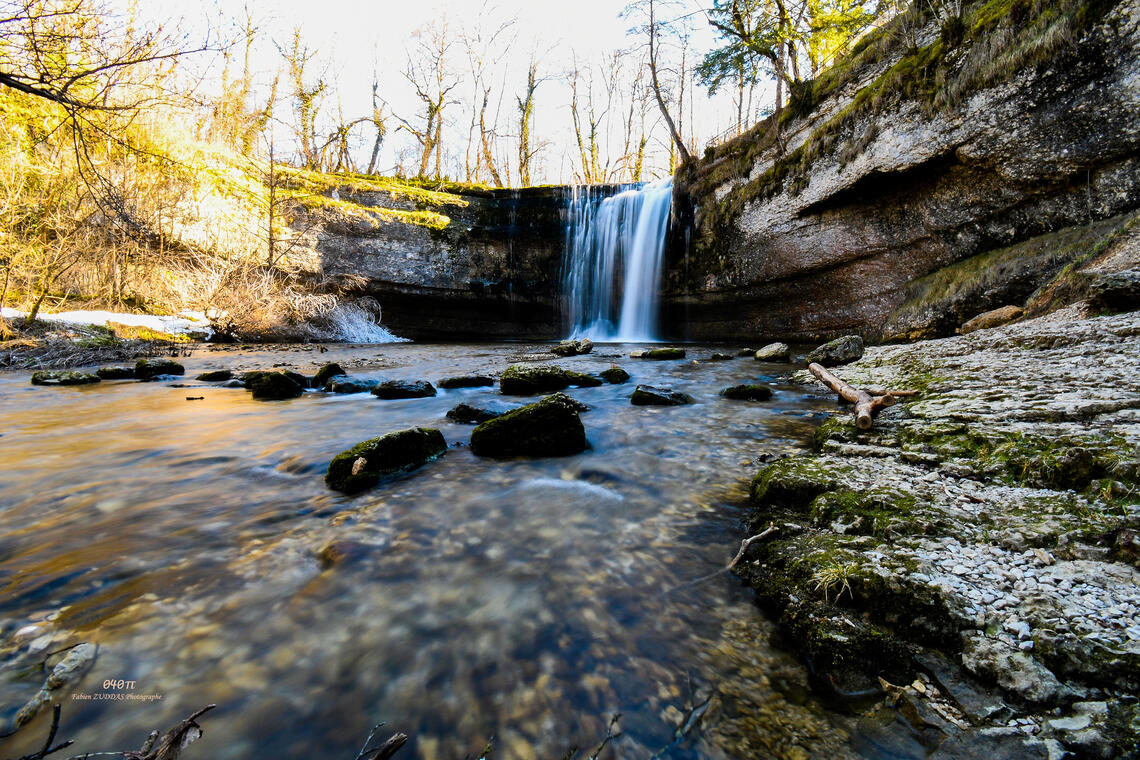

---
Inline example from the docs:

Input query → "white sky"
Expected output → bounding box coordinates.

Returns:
[127,0,775,183]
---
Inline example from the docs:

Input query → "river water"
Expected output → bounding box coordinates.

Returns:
[0,343,857,759]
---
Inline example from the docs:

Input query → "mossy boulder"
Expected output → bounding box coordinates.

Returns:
[446,403,501,424]
[312,362,346,388]
[97,366,136,380]
[194,369,233,382]
[470,393,587,458]
[326,427,447,494]
[499,364,572,395]
[754,342,791,361]
[805,335,863,366]
[631,347,685,359]
[325,377,380,394]
[551,338,593,357]
[134,358,185,379]
[565,371,603,388]
[630,384,694,406]
[750,457,855,509]
[31,370,101,386]
[372,380,436,399]
[809,488,918,537]
[438,375,494,389]
[600,367,631,384]
[247,371,306,400]
[721,384,774,401]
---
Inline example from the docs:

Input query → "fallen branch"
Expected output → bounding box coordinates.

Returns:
[808,363,917,430]
[666,524,779,594]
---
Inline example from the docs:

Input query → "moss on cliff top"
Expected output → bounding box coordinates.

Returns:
[278,166,470,209]
[282,190,452,230]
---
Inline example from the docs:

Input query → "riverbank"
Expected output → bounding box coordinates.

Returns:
[737,306,1140,757]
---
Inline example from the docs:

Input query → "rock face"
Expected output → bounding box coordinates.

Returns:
[470,393,587,457]
[326,427,447,493]
[1088,268,1140,312]
[630,385,694,406]
[805,335,864,366]
[668,0,1140,341]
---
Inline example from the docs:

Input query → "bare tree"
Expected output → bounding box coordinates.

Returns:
[515,52,549,186]
[365,77,388,175]
[396,18,459,179]
[279,26,326,170]
[461,8,515,185]
[624,0,692,167]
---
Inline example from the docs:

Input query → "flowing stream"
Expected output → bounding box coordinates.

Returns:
[0,344,859,759]
[563,181,673,342]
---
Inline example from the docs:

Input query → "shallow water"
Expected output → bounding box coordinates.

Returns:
[0,343,854,759]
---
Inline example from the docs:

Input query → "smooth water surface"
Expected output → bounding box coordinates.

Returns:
[0,343,855,759]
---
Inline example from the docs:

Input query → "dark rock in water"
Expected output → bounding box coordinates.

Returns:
[325,377,381,394]
[471,393,587,457]
[195,369,233,381]
[500,363,572,395]
[31,370,101,386]
[446,403,501,424]
[557,395,591,413]
[805,335,863,366]
[135,358,185,379]
[282,370,311,388]
[317,541,376,569]
[709,352,734,361]
[1088,269,1140,312]
[247,371,305,400]
[97,366,136,380]
[326,427,447,493]
[312,362,346,388]
[631,347,685,360]
[722,384,774,401]
[220,379,245,388]
[960,305,1023,334]
[565,371,603,388]
[631,384,694,406]
[551,338,593,357]
[736,348,755,357]
[372,380,436,399]
[754,342,791,362]
[438,375,495,389]
[600,367,631,384]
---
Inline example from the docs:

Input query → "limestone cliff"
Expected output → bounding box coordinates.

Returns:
[669,0,1140,342]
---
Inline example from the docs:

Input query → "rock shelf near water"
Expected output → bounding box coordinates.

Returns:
[736,308,1140,757]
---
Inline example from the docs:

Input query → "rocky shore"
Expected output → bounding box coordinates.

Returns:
[737,307,1140,757]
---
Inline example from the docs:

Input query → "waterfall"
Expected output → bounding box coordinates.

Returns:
[562,178,672,342]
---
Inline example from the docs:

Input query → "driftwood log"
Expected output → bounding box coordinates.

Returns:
[808,363,918,430]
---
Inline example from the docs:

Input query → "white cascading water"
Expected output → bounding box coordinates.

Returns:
[562,178,672,342]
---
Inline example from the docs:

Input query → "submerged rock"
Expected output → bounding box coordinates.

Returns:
[499,364,572,395]
[195,369,233,381]
[551,338,593,357]
[631,347,686,360]
[470,392,587,457]
[312,362,346,388]
[134,358,185,379]
[600,367,631,384]
[722,384,774,401]
[630,384,694,406]
[709,352,734,361]
[97,366,136,380]
[31,370,101,386]
[371,380,436,399]
[326,427,447,493]
[960,305,1024,334]
[438,375,494,389]
[325,377,380,394]
[755,342,791,362]
[246,371,305,400]
[737,347,756,356]
[805,335,863,366]
[565,370,603,387]
[446,403,501,424]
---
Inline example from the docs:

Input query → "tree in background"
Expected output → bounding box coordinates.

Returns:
[514,52,548,186]
[280,27,326,170]
[624,0,692,168]
[397,18,459,180]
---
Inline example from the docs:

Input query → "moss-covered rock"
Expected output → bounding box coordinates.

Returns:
[312,362,346,388]
[438,375,494,389]
[750,456,855,509]
[721,384,774,401]
[565,371,603,388]
[134,358,185,379]
[754,342,791,361]
[470,393,587,457]
[808,488,918,536]
[805,335,863,366]
[97,366,136,380]
[631,347,686,359]
[499,364,572,395]
[551,338,593,356]
[325,427,447,493]
[247,371,306,400]
[599,367,631,384]
[446,403,502,424]
[194,369,233,382]
[325,377,380,393]
[630,384,694,406]
[31,370,101,386]
[372,380,436,399]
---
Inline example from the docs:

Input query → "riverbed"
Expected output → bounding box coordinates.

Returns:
[0,343,857,759]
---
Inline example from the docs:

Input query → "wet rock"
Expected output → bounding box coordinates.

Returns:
[551,338,593,356]
[220,379,245,388]
[312,362,346,388]
[1087,269,1140,312]
[960,305,1024,334]
[631,347,686,359]
[960,633,1067,704]
[736,347,756,356]
[630,384,694,406]
[372,380,437,399]
[446,403,501,424]
[915,650,1011,723]
[195,369,233,381]
[722,384,774,401]
[326,427,447,493]
[97,366,136,380]
[12,642,97,731]
[565,371,603,387]
[1047,702,1113,758]
[755,342,791,362]
[499,363,573,395]
[246,371,305,400]
[31,370,101,386]
[709,352,734,361]
[134,358,185,379]
[930,728,1051,759]
[438,375,494,389]
[470,393,587,457]
[805,335,863,366]
[599,367,630,384]
[750,456,855,509]
[317,541,375,569]
[325,377,381,394]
